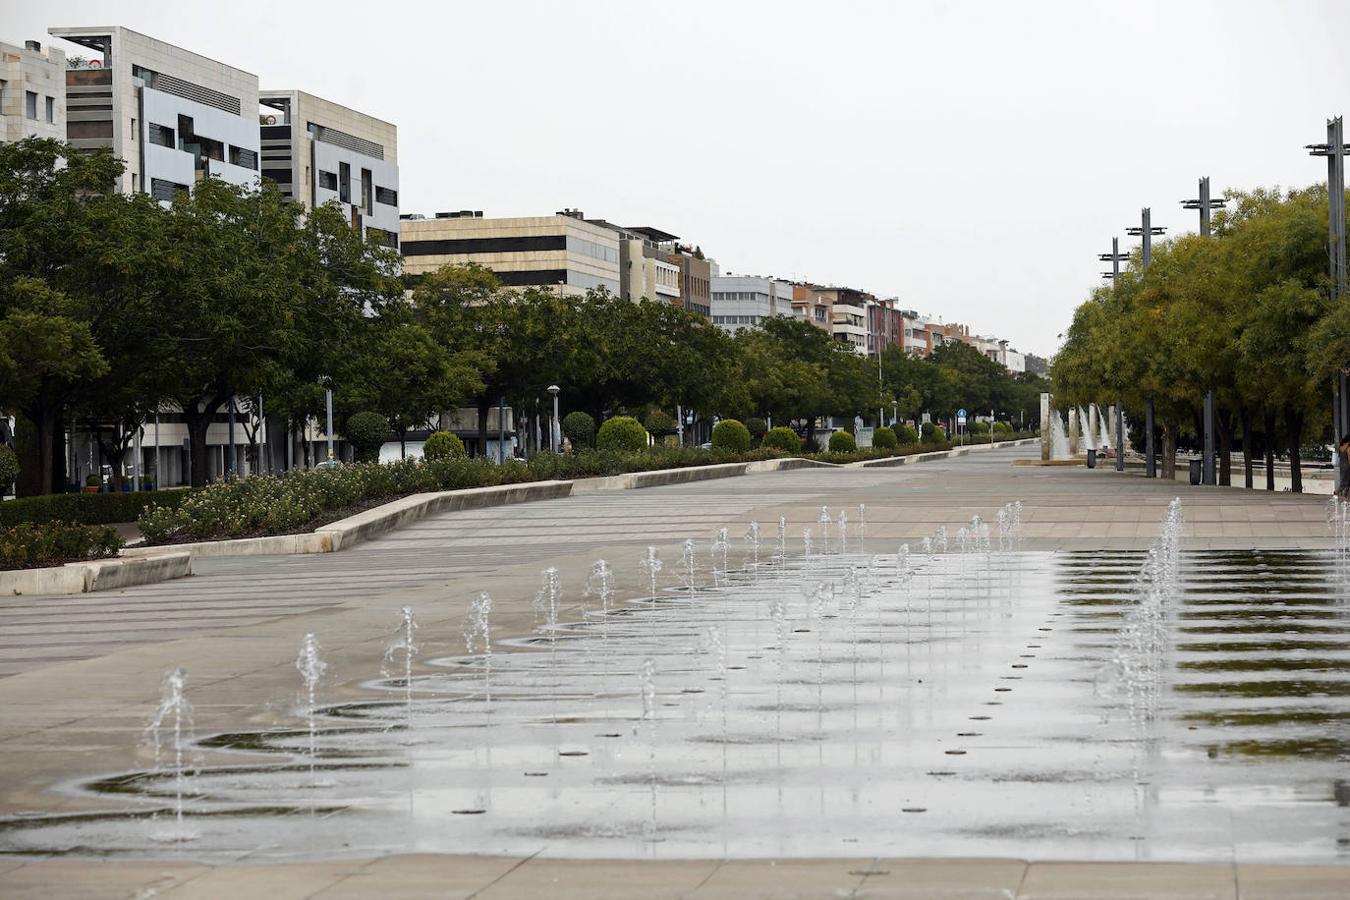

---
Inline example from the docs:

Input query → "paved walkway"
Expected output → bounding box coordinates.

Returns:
[0,445,1342,897]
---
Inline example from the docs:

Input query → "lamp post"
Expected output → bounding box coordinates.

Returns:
[325,386,335,466]
[1182,177,1228,485]
[891,399,898,427]
[1127,209,1166,478]
[546,384,560,452]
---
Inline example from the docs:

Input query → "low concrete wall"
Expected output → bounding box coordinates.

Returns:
[855,438,1037,469]
[123,533,333,560]
[316,481,572,551]
[2,551,193,597]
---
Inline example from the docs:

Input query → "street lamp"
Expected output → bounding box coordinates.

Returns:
[891,399,898,427]
[546,384,561,452]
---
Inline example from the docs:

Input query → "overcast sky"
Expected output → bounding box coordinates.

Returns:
[15,0,1350,356]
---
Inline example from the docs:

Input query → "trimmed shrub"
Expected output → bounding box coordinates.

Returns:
[0,445,18,493]
[643,409,676,439]
[828,430,857,452]
[761,426,801,452]
[711,419,752,453]
[921,423,947,444]
[970,420,990,434]
[992,421,1013,436]
[562,411,597,449]
[423,431,466,460]
[0,520,123,570]
[894,423,919,444]
[744,417,768,440]
[0,488,194,527]
[872,426,898,449]
[345,412,389,463]
[596,416,648,453]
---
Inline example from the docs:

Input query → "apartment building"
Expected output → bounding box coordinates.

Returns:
[1,39,64,143]
[50,26,259,200]
[710,274,794,333]
[259,89,399,247]
[399,210,621,296]
[588,221,683,304]
[794,285,877,355]
[792,283,832,332]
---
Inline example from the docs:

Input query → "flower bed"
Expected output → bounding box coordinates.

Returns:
[0,521,124,570]
[0,488,194,527]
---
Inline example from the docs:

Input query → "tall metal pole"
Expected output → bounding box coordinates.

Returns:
[498,395,506,464]
[227,397,237,476]
[1183,177,1228,486]
[325,387,334,465]
[1127,210,1166,478]
[154,411,161,489]
[1309,118,1349,493]
[1115,403,1125,471]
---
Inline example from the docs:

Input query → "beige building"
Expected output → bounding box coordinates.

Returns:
[49,25,259,198]
[1,39,65,143]
[259,90,399,247]
[399,210,621,296]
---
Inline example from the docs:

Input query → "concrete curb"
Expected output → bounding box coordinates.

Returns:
[853,437,1038,468]
[2,551,192,596]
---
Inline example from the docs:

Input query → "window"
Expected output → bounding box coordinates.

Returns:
[360,168,372,215]
[317,170,338,191]
[375,185,397,206]
[150,178,189,202]
[25,91,37,119]
[338,162,350,204]
[229,146,258,170]
[44,95,54,123]
[148,122,175,148]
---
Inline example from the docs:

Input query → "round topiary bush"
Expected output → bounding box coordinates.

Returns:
[992,421,1013,436]
[970,420,990,434]
[345,411,389,463]
[423,430,466,460]
[760,426,801,452]
[562,411,597,449]
[0,445,18,493]
[894,423,920,444]
[711,418,752,453]
[596,416,648,453]
[921,422,947,444]
[872,426,898,449]
[828,430,857,452]
[643,409,676,440]
[744,417,767,440]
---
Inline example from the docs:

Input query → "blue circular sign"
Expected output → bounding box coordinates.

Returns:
[957,408,967,417]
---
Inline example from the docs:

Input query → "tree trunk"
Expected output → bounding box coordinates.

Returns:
[1161,422,1177,481]
[806,416,818,451]
[1284,405,1303,493]
[398,429,407,459]
[17,383,63,497]
[1239,405,1253,490]
[181,394,227,487]
[1217,407,1233,487]
[1263,410,1276,491]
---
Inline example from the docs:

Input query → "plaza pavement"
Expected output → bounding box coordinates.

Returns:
[0,444,1344,898]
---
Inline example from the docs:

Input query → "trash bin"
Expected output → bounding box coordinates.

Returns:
[1188,458,1202,485]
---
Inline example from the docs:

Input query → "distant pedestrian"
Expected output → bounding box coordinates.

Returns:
[1337,435,1350,499]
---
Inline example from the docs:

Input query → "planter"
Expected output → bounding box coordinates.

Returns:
[82,486,100,494]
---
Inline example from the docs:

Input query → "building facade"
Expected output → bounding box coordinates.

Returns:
[1,39,64,143]
[259,89,399,247]
[710,275,794,333]
[399,211,622,296]
[50,26,259,200]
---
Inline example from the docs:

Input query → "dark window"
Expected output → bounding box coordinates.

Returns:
[375,186,397,206]
[229,146,258,170]
[262,167,293,185]
[25,91,37,119]
[259,124,291,140]
[366,227,399,249]
[45,96,54,123]
[150,178,190,202]
[318,170,338,191]
[361,167,372,215]
[401,235,567,256]
[148,122,174,148]
[493,269,569,287]
[67,119,113,139]
[338,161,350,204]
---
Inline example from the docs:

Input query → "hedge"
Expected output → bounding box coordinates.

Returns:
[872,426,898,449]
[828,430,857,452]
[562,412,597,448]
[894,424,920,444]
[761,427,801,452]
[0,521,123,570]
[642,410,676,439]
[711,419,752,453]
[423,431,466,460]
[0,445,18,494]
[921,423,947,443]
[596,416,648,453]
[0,488,194,527]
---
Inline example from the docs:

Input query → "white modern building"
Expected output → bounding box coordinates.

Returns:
[710,274,794,333]
[259,90,399,247]
[50,25,259,200]
[1,38,65,143]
